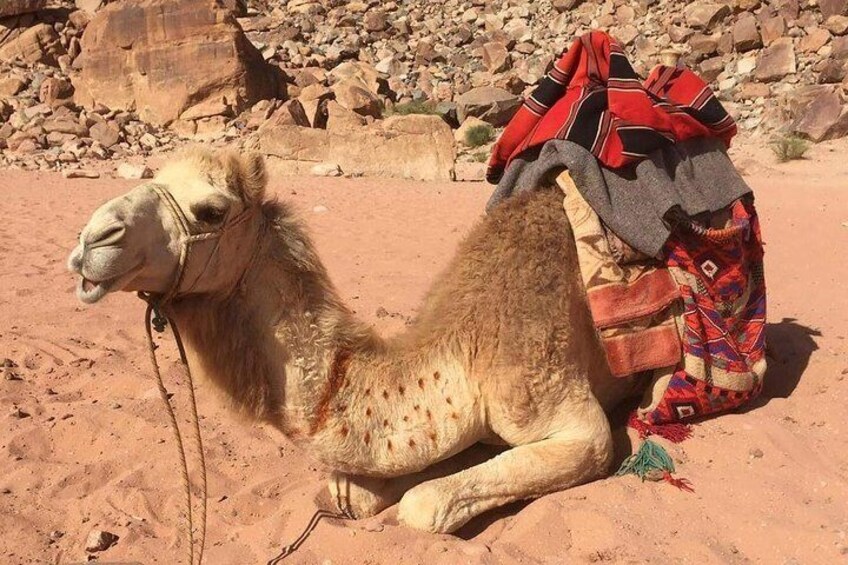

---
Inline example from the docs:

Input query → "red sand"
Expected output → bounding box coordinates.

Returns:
[1,141,847,564]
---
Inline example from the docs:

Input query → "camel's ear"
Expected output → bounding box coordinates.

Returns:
[225,151,267,203]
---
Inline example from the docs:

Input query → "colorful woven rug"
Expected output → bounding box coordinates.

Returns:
[556,170,767,486]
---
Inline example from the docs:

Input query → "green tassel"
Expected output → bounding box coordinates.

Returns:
[616,439,693,492]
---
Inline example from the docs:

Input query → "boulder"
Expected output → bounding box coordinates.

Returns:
[755,39,796,82]
[699,57,725,83]
[732,16,762,52]
[116,162,153,179]
[834,36,848,59]
[668,25,694,43]
[799,28,831,52]
[39,77,73,106]
[515,54,553,86]
[89,121,121,148]
[689,33,719,59]
[84,530,119,553]
[480,41,511,73]
[363,10,387,32]
[759,16,786,46]
[791,89,848,141]
[260,100,310,129]
[826,15,848,35]
[75,0,278,126]
[0,0,48,17]
[331,79,382,118]
[329,62,384,95]
[258,115,456,181]
[0,23,65,66]
[818,58,847,83]
[684,3,731,30]
[820,0,848,18]
[455,86,521,127]
[325,100,366,131]
[552,0,583,11]
[297,84,332,127]
[0,77,27,98]
[42,117,89,138]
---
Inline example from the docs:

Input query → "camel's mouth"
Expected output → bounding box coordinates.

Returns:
[75,265,142,304]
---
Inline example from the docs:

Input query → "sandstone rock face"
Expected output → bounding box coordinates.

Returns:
[455,86,521,127]
[0,23,65,65]
[76,0,278,126]
[259,115,456,181]
[0,0,48,18]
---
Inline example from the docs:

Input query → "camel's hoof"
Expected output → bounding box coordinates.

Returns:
[326,473,385,520]
[397,483,457,534]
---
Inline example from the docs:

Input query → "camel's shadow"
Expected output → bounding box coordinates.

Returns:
[451,318,820,538]
[757,317,820,402]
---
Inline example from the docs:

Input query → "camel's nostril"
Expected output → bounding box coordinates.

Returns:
[86,223,126,248]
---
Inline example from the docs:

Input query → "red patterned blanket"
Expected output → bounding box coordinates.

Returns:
[487,30,736,183]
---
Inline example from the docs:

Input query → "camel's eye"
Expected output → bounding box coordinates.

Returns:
[192,204,227,224]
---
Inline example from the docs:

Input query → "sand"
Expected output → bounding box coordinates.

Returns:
[1,139,847,564]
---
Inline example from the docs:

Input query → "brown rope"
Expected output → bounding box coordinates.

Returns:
[144,302,208,565]
[266,510,350,564]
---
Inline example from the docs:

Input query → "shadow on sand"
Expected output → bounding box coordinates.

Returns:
[759,317,820,401]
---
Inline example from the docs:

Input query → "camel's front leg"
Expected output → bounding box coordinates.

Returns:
[325,445,504,519]
[396,404,613,533]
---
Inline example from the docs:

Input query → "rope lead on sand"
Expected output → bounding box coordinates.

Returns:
[142,298,208,565]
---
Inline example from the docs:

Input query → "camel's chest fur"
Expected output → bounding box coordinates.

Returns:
[305,353,485,477]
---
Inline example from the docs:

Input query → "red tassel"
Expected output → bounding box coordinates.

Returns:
[628,414,692,443]
[662,471,695,493]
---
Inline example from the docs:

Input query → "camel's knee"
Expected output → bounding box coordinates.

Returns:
[549,401,615,480]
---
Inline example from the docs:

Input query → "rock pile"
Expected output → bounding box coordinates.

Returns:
[1,0,847,177]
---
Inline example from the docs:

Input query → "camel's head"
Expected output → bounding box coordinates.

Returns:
[68,148,268,304]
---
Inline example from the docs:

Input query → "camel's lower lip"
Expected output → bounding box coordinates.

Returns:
[76,275,116,304]
[75,265,142,304]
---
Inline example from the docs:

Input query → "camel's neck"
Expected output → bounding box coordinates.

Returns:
[170,205,483,476]
[170,206,378,436]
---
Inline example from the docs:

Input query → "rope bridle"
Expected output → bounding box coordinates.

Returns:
[138,183,262,565]
[137,184,351,563]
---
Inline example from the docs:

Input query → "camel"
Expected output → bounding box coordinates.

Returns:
[68,148,649,534]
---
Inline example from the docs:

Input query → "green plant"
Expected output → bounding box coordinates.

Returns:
[464,124,495,148]
[470,151,489,163]
[387,100,438,116]
[770,135,809,162]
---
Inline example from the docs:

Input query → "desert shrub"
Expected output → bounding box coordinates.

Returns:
[771,135,809,162]
[471,151,489,163]
[388,100,438,116]
[464,124,495,148]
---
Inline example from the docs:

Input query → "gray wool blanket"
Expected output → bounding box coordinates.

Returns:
[486,137,752,257]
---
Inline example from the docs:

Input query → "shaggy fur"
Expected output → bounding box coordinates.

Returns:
[72,148,650,534]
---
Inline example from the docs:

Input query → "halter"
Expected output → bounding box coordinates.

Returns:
[148,183,260,307]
